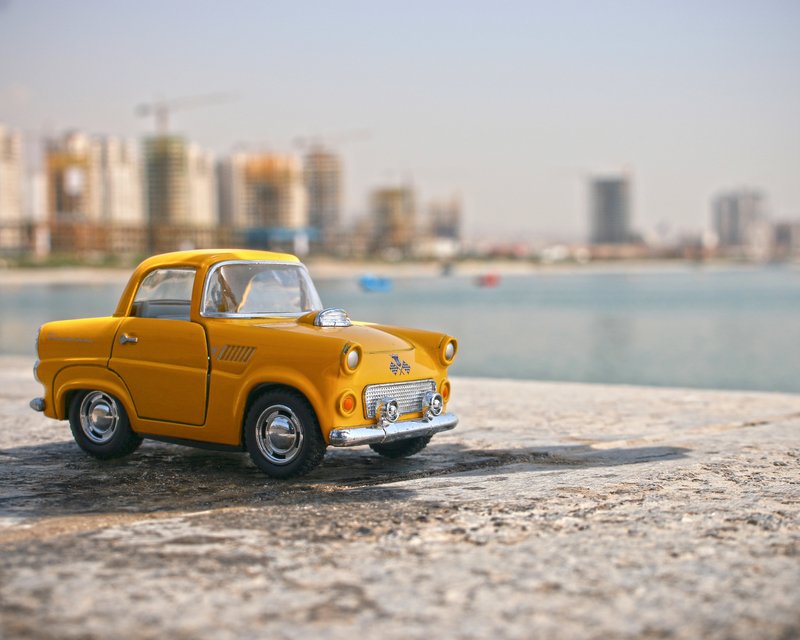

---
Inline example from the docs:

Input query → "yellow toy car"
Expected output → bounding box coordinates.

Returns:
[30,249,458,478]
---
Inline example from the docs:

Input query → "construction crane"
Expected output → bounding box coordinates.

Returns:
[135,92,235,135]
[292,129,371,151]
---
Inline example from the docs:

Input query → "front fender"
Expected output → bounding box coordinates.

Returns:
[231,365,334,440]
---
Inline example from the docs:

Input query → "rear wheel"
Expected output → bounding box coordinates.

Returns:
[244,390,326,479]
[68,390,142,459]
[369,435,431,459]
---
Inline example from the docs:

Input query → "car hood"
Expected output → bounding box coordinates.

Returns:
[252,320,415,354]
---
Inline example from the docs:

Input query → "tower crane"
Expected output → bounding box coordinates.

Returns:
[135,92,235,135]
[292,129,371,151]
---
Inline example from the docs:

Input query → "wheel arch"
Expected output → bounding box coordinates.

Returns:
[53,365,136,426]
[241,382,320,442]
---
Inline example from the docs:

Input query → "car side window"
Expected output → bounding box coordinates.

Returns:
[132,268,195,320]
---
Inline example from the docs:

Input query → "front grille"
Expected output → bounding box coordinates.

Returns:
[363,379,437,419]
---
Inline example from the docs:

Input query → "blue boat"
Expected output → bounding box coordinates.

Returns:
[358,273,393,293]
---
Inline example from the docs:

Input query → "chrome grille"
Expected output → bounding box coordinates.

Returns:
[363,379,437,419]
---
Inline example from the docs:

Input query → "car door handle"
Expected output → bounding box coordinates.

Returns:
[120,334,139,345]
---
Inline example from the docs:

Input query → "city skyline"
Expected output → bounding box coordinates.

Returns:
[1,1,799,242]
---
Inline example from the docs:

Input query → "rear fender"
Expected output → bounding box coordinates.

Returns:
[53,365,136,425]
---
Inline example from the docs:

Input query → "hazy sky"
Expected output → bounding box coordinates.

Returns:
[1,0,798,242]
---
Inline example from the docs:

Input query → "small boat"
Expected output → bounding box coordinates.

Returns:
[359,273,393,293]
[475,273,501,288]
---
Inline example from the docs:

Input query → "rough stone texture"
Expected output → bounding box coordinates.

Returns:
[1,355,798,639]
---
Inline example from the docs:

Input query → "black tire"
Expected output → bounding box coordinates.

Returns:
[244,389,327,479]
[369,435,431,459]
[68,390,143,460]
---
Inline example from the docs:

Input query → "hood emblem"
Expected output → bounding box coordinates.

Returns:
[389,354,411,376]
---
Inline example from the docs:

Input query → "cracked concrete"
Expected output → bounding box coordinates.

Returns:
[1,355,799,639]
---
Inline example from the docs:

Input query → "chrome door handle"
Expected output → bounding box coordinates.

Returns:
[120,334,139,345]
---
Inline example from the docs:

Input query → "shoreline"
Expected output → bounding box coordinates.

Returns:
[0,258,795,285]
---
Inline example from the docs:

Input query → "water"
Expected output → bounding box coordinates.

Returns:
[2,265,799,393]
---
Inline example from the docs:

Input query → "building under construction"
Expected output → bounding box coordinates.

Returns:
[370,186,416,256]
[143,135,219,253]
[218,152,309,253]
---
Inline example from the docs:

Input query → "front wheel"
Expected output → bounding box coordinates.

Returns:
[369,435,431,459]
[244,390,326,479]
[68,390,142,459]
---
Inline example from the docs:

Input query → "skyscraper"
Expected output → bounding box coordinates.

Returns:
[46,131,146,254]
[429,195,462,241]
[46,131,101,223]
[712,189,765,248]
[0,124,24,224]
[304,146,342,252]
[590,176,631,244]
[97,137,144,226]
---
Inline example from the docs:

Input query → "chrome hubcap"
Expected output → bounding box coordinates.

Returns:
[255,404,304,465]
[79,391,119,444]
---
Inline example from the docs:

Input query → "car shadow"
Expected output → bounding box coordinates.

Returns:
[0,437,689,523]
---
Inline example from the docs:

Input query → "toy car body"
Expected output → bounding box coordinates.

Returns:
[30,249,458,477]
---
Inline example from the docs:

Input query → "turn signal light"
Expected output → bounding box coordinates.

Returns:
[338,391,357,416]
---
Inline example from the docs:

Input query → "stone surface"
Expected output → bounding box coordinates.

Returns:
[1,355,799,639]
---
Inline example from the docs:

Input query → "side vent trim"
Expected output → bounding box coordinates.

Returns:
[216,345,256,364]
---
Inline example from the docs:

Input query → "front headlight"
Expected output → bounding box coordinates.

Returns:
[341,343,362,374]
[440,338,458,365]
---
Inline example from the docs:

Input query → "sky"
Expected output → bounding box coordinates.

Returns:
[1,0,799,242]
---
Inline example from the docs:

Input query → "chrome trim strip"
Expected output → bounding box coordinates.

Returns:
[328,412,458,447]
[200,260,322,319]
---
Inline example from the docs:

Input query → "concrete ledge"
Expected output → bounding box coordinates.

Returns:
[1,356,799,639]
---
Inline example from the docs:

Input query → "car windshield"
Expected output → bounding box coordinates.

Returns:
[203,262,323,316]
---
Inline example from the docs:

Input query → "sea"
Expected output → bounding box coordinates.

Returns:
[2,264,799,394]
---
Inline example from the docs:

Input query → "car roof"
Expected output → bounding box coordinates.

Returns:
[135,248,301,271]
[113,249,304,318]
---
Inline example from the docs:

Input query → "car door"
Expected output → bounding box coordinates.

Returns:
[109,267,209,426]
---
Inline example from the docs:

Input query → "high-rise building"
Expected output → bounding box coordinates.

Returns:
[97,137,144,225]
[429,196,462,241]
[304,146,342,251]
[590,176,631,245]
[46,131,101,223]
[712,189,765,248]
[143,135,217,251]
[370,186,416,255]
[0,124,24,223]
[219,152,307,249]
[774,221,800,260]
[46,131,147,255]
[0,124,26,252]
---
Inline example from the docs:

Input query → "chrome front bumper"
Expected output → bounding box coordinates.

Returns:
[328,412,458,447]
